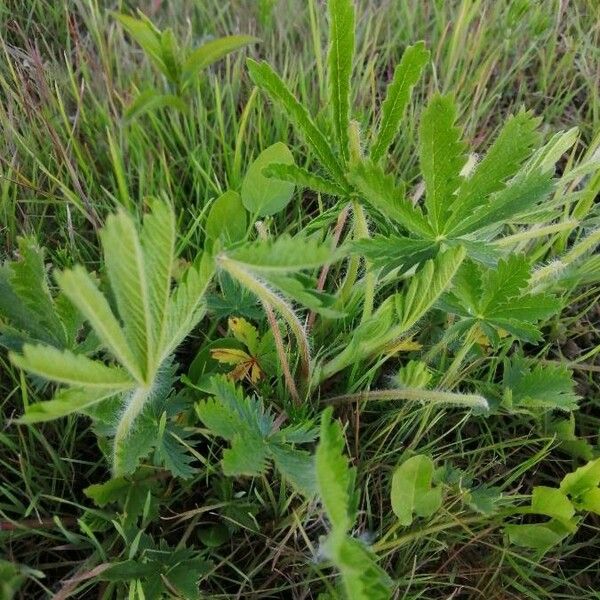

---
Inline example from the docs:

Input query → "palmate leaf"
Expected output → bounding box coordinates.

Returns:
[160,252,214,361]
[327,0,355,161]
[418,94,467,232]
[9,238,65,344]
[17,387,124,424]
[370,41,430,163]
[55,266,143,381]
[226,235,337,273]
[247,59,348,189]
[449,170,554,237]
[0,239,81,350]
[502,355,580,411]
[141,198,176,365]
[316,407,354,533]
[11,201,214,476]
[440,255,561,344]
[10,346,133,390]
[353,235,436,273]
[196,376,316,494]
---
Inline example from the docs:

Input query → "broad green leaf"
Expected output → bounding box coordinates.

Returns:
[141,199,176,369]
[396,246,466,331]
[241,143,296,216]
[349,160,433,237]
[159,28,181,85]
[531,486,575,522]
[247,59,348,189]
[327,0,355,161]
[505,520,573,551]
[418,94,466,232]
[578,488,600,515]
[446,109,541,231]
[315,407,353,533]
[182,35,258,86]
[391,454,442,526]
[125,90,187,120]
[55,267,142,381]
[560,458,600,498]
[334,537,392,600]
[371,41,430,162]
[205,190,247,243]
[17,387,122,423]
[114,14,166,76]
[100,211,152,379]
[10,345,133,389]
[262,163,346,196]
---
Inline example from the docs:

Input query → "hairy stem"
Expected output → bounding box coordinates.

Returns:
[113,385,152,474]
[218,255,312,384]
[255,222,301,404]
[352,200,375,323]
[323,387,488,410]
[307,202,351,331]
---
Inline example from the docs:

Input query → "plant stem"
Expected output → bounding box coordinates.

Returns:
[255,222,301,404]
[352,200,375,323]
[323,388,488,410]
[113,385,152,474]
[307,201,351,331]
[218,255,312,384]
[438,324,479,389]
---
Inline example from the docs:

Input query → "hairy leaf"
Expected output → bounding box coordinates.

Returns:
[396,245,466,331]
[349,160,432,237]
[247,59,348,189]
[446,110,541,230]
[371,41,429,162]
[327,0,355,161]
[418,94,466,231]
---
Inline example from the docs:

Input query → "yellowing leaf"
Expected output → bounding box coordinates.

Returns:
[210,347,252,366]
[228,316,259,354]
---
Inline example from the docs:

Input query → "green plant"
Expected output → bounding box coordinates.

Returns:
[10,200,214,476]
[115,11,257,118]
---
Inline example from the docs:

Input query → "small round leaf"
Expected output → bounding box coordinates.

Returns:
[205,190,247,243]
[241,142,295,216]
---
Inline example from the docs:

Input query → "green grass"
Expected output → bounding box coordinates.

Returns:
[1,0,599,598]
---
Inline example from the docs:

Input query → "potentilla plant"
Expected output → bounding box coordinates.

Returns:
[4,0,600,598]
